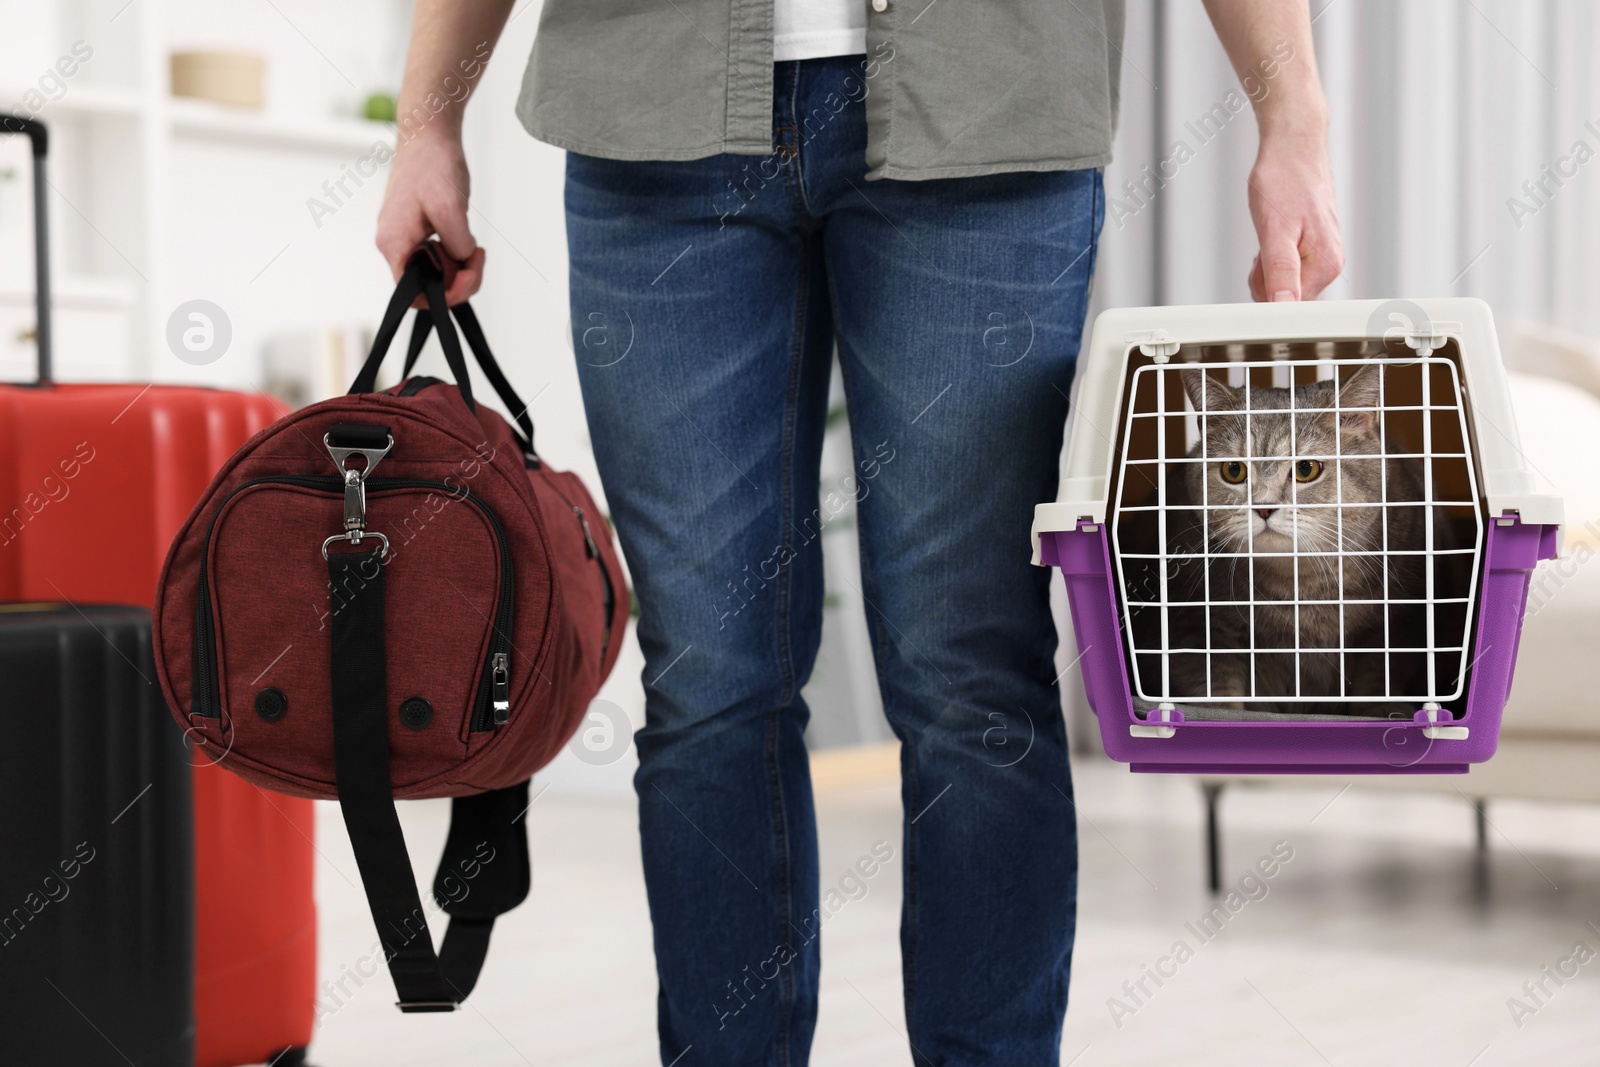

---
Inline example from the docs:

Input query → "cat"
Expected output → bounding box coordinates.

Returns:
[1134,363,1433,715]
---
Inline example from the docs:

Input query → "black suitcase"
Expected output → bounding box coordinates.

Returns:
[0,604,195,1066]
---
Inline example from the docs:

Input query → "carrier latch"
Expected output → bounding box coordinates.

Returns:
[1128,329,1182,363]
[1401,323,1457,358]
[1416,702,1469,740]
[1131,702,1182,738]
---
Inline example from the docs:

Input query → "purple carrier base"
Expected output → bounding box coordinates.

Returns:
[1041,516,1561,775]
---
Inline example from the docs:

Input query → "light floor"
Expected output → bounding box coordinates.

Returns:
[301,747,1600,1066]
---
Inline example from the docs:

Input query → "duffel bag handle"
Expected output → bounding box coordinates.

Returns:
[401,301,537,456]
[350,243,476,412]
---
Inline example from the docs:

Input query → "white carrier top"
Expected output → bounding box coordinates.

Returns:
[1032,297,1564,563]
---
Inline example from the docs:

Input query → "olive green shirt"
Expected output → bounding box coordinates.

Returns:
[515,0,1125,181]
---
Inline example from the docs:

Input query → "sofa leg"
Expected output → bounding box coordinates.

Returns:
[1202,783,1224,894]
[1472,797,1489,903]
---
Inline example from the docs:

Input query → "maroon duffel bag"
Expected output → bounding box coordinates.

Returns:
[153,244,629,1012]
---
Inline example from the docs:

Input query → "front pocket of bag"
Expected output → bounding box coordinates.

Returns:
[202,482,506,789]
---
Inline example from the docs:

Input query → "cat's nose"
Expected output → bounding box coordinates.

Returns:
[1256,507,1277,520]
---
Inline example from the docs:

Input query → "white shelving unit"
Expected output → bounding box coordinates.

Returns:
[167,96,395,153]
[1,0,407,388]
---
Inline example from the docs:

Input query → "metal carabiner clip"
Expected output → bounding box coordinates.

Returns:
[324,430,394,533]
[322,429,394,559]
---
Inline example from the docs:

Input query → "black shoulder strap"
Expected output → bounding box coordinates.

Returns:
[326,547,530,1012]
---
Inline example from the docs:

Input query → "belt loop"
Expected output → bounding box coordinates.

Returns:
[773,60,800,163]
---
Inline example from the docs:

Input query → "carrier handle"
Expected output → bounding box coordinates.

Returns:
[402,301,536,456]
[350,243,475,412]
[1,114,52,384]
[326,547,531,1012]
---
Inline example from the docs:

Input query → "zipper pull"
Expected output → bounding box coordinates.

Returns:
[491,652,511,725]
[574,507,599,559]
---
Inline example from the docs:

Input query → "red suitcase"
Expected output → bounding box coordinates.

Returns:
[0,115,318,1067]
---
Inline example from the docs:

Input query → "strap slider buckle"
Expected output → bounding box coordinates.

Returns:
[395,999,458,1013]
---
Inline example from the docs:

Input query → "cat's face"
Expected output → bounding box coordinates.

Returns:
[1181,365,1386,555]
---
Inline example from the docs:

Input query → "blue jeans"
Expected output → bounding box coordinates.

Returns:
[564,54,1104,1067]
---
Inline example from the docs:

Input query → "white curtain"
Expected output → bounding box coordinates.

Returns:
[1093,0,1600,341]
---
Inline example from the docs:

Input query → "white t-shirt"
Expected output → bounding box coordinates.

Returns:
[773,0,867,62]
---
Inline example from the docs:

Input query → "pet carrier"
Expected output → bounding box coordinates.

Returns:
[1035,298,1561,774]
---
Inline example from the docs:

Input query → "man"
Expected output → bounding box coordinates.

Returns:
[377,1,1342,1062]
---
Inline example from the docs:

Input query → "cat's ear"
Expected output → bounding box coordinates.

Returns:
[1337,363,1382,433]
[1181,368,1237,414]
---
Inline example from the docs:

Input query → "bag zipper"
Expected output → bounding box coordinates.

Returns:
[398,375,446,397]
[190,474,516,731]
[535,473,616,663]
[403,376,538,463]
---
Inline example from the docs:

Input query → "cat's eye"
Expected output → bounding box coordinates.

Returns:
[1294,459,1324,482]
[1219,461,1247,484]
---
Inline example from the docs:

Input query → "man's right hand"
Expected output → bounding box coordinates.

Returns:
[374,0,515,304]
[376,134,485,306]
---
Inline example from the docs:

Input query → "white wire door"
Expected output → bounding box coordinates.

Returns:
[1110,346,1485,713]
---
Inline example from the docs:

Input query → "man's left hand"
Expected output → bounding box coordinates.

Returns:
[1246,133,1344,302]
